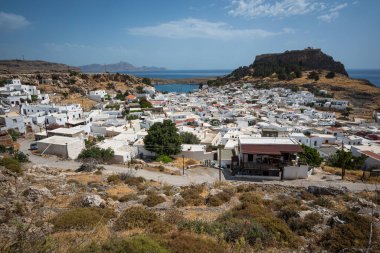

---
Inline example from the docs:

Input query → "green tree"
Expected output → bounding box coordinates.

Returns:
[115,92,125,100]
[8,129,20,141]
[327,150,366,170]
[31,95,38,102]
[325,71,336,79]
[142,77,152,86]
[139,98,152,108]
[78,146,114,163]
[307,71,319,81]
[299,145,323,167]
[144,120,182,156]
[180,132,201,144]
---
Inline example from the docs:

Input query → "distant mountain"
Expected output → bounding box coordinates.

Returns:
[79,61,166,73]
[0,60,79,74]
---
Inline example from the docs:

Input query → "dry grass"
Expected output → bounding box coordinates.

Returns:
[51,225,111,253]
[172,157,200,168]
[106,185,135,199]
[61,97,97,111]
[66,173,103,185]
[322,166,380,184]
[145,166,181,176]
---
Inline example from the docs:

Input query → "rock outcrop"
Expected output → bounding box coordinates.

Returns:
[254,48,348,76]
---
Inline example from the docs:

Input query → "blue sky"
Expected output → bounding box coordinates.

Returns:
[0,0,379,69]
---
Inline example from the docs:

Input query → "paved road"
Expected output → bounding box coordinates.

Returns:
[19,139,380,191]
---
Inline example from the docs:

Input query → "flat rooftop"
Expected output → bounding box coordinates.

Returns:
[239,137,298,145]
[49,128,84,135]
[37,135,82,145]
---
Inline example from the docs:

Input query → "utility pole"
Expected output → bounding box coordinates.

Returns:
[182,155,185,175]
[341,139,345,180]
[218,145,222,181]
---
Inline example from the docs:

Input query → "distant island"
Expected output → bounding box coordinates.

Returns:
[79,61,166,73]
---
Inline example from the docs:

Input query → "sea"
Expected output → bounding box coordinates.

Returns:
[122,69,380,93]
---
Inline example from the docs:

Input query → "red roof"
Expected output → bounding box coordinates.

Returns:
[360,151,380,161]
[241,144,303,155]
[127,95,136,100]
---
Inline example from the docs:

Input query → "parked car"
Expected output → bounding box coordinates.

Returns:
[30,142,38,150]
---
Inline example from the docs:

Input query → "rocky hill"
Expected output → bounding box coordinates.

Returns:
[79,61,166,73]
[0,72,147,110]
[0,60,79,74]
[254,48,348,76]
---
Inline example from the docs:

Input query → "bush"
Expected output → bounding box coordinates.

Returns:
[125,176,145,186]
[13,151,29,163]
[278,205,300,223]
[156,155,172,163]
[325,71,336,79]
[206,192,231,207]
[76,162,105,172]
[179,132,201,144]
[0,157,22,174]
[118,193,137,202]
[163,232,226,253]
[143,193,166,207]
[148,220,174,234]
[307,71,319,81]
[78,146,114,163]
[239,192,263,205]
[114,206,158,231]
[8,129,20,141]
[312,197,333,208]
[320,211,380,252]
[52,207,115,230]
[107,174,121,184]
[289,212,323,235]
[177,185,205,207]
[75,235,169,253]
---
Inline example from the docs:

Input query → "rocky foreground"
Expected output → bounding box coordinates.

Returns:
[1,163,379,252]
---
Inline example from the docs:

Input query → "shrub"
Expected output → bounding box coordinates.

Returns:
[143,193,166,207]
[321,211,380,252]
[163,232,226,253]
[0,157,22,174]
[278,205,300,223]
[312,197,333,208]
[148,220,174,234]
[289,212,323,235]
[75,235,169,253]
[177,185,205,207]
[206,192,231,207]
[8,129,20,141]
[239,192,263,205]
[13,151,29,163]
[114,206,158,231]
[325,71,336,79]
[107,174,121,184]
[118,193,137,202]
[125,176,145,186]
[52,207,115,230]
[76,162,105,172]
[78,146,114,163]
[156,155,172,163]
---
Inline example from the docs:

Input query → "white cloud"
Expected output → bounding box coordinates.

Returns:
[228,0,348,22]
[330,3,348,12]
[129,18,293,39]
[0,11,30,29]
[228,0,325,18]
[318,2,348,22]
[318,11,339,22]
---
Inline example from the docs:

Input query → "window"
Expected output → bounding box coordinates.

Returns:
[314,141,317,146]
[248,154,254,162]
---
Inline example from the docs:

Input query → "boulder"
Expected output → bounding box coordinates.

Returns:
[209,188,223,196]
[26,186,53,201]
[82,194,105,207]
